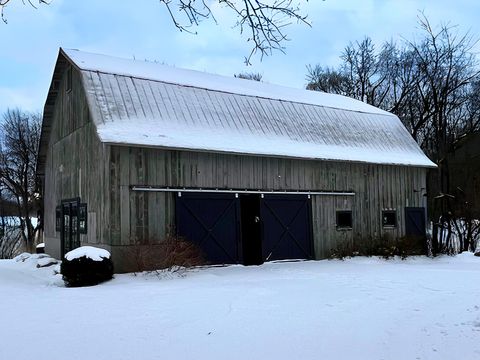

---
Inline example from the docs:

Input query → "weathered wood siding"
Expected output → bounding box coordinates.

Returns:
[43,66,110,258]
[41,61,427,265]
[109,145,427,258]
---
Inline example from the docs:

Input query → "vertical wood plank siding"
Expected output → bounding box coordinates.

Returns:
[109,145,427,258]
[43,67,110,257]
[43,66,427,260]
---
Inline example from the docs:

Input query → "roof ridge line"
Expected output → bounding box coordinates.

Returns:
[62,48,392,116]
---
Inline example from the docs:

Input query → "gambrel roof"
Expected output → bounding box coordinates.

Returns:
[38,48,436,174]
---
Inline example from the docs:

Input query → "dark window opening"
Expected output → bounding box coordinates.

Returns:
[382,210,397,227]
[79,203,87,234]
[71,203,78,235]
[336,211,352,229]
[60,198,81,256]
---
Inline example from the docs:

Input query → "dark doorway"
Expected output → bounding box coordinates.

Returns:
[240,194,262,265]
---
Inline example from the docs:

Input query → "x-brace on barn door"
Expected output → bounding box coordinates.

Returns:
[260,194,313,262]
[175,192,313,265]
[175,193,241,264]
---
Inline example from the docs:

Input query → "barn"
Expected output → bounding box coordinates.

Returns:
[37,48,436,272]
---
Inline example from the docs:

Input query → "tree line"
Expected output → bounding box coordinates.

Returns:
[306,16,480,253]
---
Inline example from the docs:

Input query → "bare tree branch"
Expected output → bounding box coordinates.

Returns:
[2,0,310,62]
[159,0,311,64]
[0,0,49,23]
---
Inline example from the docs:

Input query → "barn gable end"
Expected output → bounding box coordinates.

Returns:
[39,51,112,259]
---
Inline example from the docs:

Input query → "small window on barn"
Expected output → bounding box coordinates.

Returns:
[336,211,352,229]
[55,206,61,232]
[382,210,397,227]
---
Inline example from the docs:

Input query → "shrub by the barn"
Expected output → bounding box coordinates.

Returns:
[128,234,205,273]
[330,235,427,260]
[61,246,113,287]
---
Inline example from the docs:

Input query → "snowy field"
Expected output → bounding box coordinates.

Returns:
[1,254,479,360]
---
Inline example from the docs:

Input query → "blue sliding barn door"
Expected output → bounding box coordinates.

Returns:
[176,192,314,264]
[404,207,427,254]
[175,193,242,264]
[260,194,313,262]
[405,207,426,238]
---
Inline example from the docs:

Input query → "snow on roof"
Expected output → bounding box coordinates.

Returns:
[62,48,436,167]
[65,246,111,261]
[64,48,388,115]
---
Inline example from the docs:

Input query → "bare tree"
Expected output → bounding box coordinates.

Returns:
[306,38,413,110]
[408,17,478,152]
[0,109,42,252]
[1,0,310,64]
[461,79,480,134]
[0,218,23,259]
[306,16,480,254]
[341,38,385,105]
[234,72,263,81]
[306,65,351,94]
[307,18,480,160]
[405,17,479,253]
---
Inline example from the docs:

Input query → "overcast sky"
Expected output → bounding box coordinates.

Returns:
[1,0,479,115]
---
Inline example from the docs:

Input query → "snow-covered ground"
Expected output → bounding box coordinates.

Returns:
[1,254,479,360]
